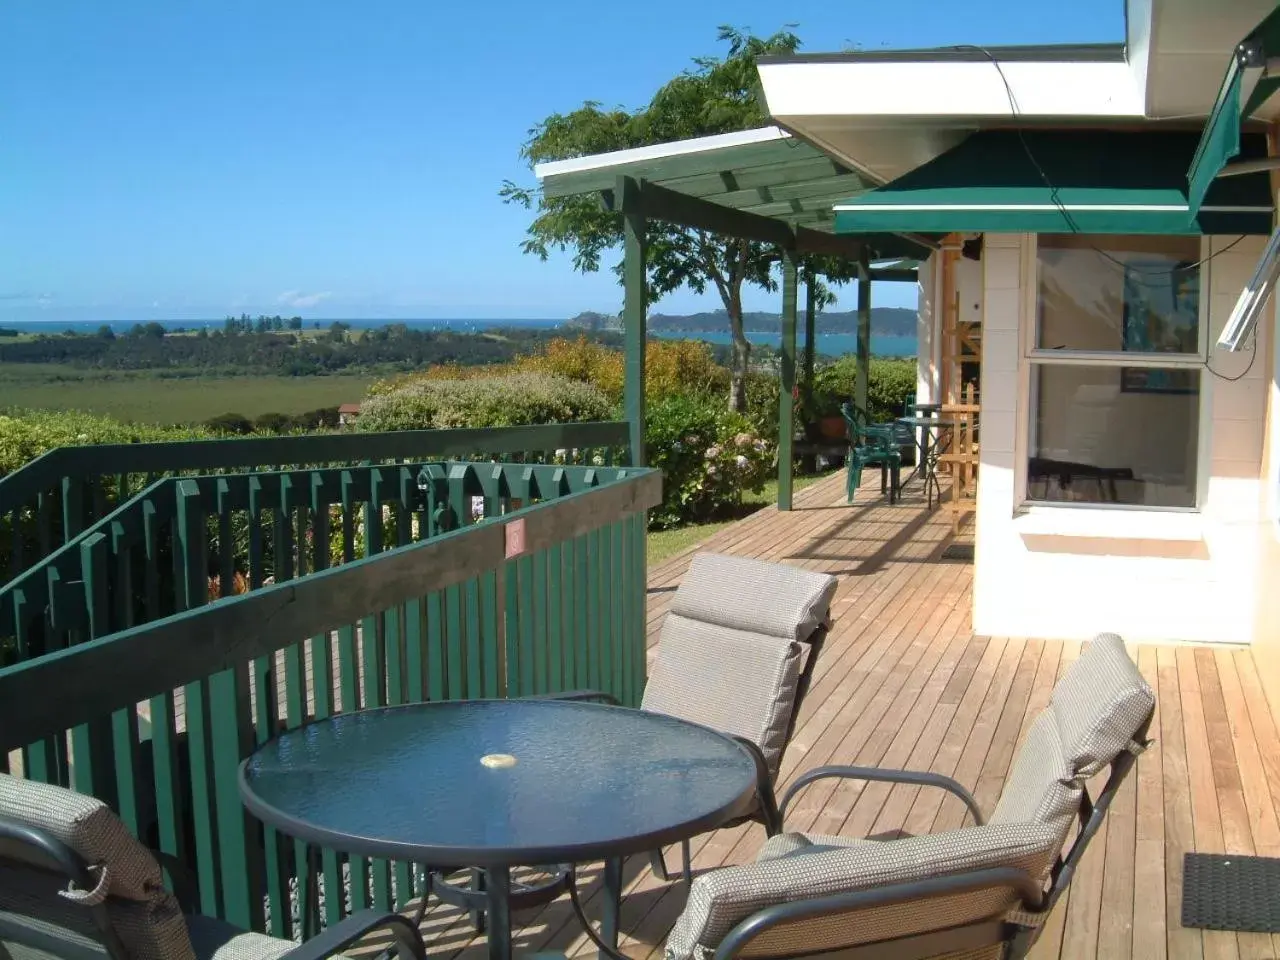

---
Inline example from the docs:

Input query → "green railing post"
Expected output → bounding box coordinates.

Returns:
[856,248,872,415]
[621,176,647,467]
[778,246,798,511]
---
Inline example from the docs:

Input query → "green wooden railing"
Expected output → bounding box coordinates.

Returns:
[0,420,631,581]
[0,457,660,937]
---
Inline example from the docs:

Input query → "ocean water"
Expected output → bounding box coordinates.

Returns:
[0,318,917,357]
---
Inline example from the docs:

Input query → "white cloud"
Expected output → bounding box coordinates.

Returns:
[277,290,333,309]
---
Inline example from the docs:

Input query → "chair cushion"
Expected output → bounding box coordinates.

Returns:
[186,913,331,960]
[988,711,1083,841]
[756,833,869,862]
[1050,634,1154,777]
[0,775,197,960]
[669,554,837,642]
[0,774,165,902]
[642,614,802,777]
[665,822,1060,960]
[0,862,195,960]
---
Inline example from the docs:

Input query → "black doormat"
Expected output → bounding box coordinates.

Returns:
[940,543,974,561]
[1183,853,1280,932]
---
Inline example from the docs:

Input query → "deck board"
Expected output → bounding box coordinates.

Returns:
[405,471,1280,959]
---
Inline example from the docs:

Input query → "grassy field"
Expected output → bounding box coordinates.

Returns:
[0,365,371,424]
[646,470,836,565]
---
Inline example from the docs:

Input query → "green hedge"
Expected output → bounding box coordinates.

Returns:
[811,357,917,424]
[0,409,210,478]
[357,372,614,431]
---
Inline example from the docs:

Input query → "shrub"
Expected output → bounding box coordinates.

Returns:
[357,372,614,432]
[254,412,292,434]
[511,335,727,403]
[0,409,210,478]
[205,413,254,435]
[810,357,917,423]
[645,395,772,529]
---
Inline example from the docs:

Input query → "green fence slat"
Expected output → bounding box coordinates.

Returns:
[598,523,613,702]
[110,533,141,836]
[175,484,220,919]
[480,571,499,699]
[573,533,588,690]
[586,528,600,693]
[463,577,482,699]
[426,591,445,702]
[532,550,548,695]
[547,544,564,694]
[632,510,647,708]
[516,556,534,697]
[445,584,464,700]
[610,521,625,704]
[502,561,518,697]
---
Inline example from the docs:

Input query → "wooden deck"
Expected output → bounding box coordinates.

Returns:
[410,470,1280,960]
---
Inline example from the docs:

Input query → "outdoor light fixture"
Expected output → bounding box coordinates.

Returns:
[961,236,983,261]
[1218,226,1280,351]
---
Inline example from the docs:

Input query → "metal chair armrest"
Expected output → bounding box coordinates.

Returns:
[712,866,1043,960]
[732,737,781,835]
[280,909,426,960]
[779,765,984,827]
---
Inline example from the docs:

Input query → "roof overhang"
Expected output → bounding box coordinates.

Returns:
[757,47,1143,185]
[535,126,938,262]
[756,2,1280,187]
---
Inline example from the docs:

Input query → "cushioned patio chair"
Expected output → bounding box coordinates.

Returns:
[428,553,838,925]
[638,553,837,882]
[0,774,426,960]
[660,632,1154,960]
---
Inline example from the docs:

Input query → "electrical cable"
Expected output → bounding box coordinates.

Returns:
[948,43,1259,381]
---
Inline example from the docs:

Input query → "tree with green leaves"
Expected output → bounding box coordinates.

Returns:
[503,27,853,411]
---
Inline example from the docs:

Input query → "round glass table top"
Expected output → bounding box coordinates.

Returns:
[238,699,758,866]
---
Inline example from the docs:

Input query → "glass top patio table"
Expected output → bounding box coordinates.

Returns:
[239,699,758,867]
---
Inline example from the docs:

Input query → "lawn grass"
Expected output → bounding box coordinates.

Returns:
[0,366,371,424]
[646,470,836,566]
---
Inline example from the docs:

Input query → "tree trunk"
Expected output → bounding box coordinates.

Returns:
[727,293,750,413]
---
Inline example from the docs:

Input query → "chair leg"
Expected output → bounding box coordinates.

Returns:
[681,839,692,886]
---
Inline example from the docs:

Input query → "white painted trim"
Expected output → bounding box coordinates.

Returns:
[1012,506,1205,540]
[833,203,1269,213]
[758,60,1145,120]
[534,127,789,181]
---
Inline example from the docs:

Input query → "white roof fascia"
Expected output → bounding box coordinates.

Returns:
[758,60,1145,119]
[534,126,790,182]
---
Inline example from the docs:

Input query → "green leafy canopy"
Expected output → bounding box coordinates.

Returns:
[501,27,856,408]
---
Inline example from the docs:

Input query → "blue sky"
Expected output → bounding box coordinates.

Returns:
[2,0,1123,324]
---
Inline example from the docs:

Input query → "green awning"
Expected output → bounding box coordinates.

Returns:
[834,129,1273,236]
[1187,5,1280,214]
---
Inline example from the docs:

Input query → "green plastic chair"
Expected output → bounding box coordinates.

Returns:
[841,402,901,504]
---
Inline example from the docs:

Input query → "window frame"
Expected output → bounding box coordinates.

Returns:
[1015,233,1212,514]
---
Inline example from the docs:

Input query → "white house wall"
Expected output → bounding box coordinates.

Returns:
[972,233,1269,644]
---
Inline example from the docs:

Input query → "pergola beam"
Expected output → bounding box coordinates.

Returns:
[609,177,872,261]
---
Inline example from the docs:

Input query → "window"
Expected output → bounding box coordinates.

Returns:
[1028,234,1204,509]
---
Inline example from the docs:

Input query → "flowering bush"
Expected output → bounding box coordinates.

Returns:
[645,395,772,529]
[356,372,614,432]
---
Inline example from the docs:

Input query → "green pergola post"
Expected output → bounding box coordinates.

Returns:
[855,248,871,415]
[621,185,647,466]
[778,247,798,511]
[802,271,816,412]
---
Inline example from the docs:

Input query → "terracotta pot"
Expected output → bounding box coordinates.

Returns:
[817,415,847,441]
